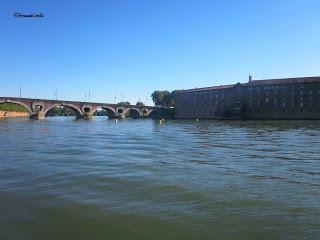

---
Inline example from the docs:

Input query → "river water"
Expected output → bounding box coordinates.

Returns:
[0,117,319,240]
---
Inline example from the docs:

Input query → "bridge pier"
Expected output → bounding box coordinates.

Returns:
[80,111,93,120]
[118,113,126,119]
[30,112,45,120]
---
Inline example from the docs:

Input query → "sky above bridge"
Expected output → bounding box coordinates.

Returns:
[1,0,320,104]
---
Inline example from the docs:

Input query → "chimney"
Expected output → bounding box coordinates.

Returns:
[249,75,253,82]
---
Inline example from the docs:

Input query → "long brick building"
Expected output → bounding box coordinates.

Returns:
[174,76,320,120]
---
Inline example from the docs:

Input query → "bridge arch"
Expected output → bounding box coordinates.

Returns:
[127,108,142,118]
[93,106,118,119]
[148,109,158,118]
[0,100,32,113]
[44,103,83,117]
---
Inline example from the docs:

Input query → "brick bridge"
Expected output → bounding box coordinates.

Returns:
[0,97,156,119]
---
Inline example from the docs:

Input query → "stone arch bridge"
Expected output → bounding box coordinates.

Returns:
[0,97,156,119]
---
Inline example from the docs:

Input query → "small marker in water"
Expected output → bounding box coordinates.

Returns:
[196,118,199,122]
[159,119,163,124]
[115,119,118,123]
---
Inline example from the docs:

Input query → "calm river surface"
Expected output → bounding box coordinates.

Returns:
[0,117,319,240]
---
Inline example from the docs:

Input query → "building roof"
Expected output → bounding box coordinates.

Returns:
[245,76,320,86]
[177,76,320,94]
[177,84,235,93]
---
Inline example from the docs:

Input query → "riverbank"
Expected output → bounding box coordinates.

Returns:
[0,111,30,118]
[151,108,175,119]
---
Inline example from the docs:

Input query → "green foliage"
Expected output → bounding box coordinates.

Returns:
[117,101,131,107]
[93,110,108,116]
[151,90,176,107]
[46,106,76,116]
[0,103,28,112]
[153,91,169,107]
[136,101,145,106]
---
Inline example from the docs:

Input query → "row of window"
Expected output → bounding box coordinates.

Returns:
[177,86,320,107]
[248,96,320,109]
[178,94,320,108]
[177,85,320,101]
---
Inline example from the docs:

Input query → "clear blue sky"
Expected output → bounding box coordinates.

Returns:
[1,0,320,104]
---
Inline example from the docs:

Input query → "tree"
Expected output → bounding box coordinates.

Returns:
[151,90,178,107]
[151,91,164,106]
[117,101,130,107]
[0,103,29,112]
[151,90,171,107]
[46,106,76,116]
[136,101,145,106]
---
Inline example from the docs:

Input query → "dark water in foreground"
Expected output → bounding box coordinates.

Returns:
[0,117,319,240]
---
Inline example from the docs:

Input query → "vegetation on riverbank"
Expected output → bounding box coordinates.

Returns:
[0,103,29,112]
[150,107,175,119]
[136,101,145,106]
[46,106,76,116]
[117,101,131,107]
[150,90,177,119]
[151,90,178,108]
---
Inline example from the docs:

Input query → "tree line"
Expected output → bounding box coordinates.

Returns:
[0,103,29,112]
[117,90,179,108]
[117,101,145,107]
[150,90,178,108]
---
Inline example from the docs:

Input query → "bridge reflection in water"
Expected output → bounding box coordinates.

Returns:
[0,97,155,119]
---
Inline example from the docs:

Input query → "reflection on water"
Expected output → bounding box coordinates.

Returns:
[0,117,319,240]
